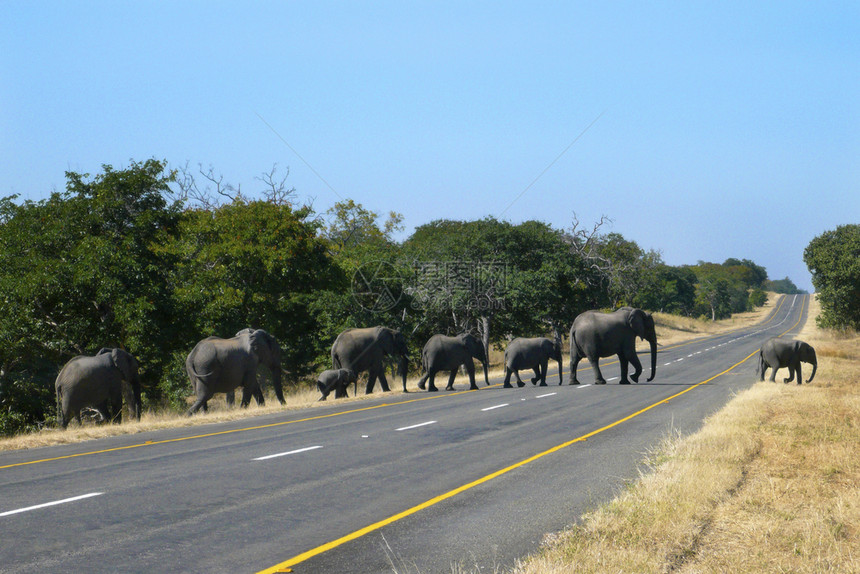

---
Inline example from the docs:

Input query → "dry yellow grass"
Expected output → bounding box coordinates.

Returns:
[511,294,860,574]
[0,293,782,454]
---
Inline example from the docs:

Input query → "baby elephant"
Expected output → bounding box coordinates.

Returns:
[758,337,817,384]
[317,369,358,401]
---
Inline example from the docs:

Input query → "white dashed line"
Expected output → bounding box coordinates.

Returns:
[253,445,323,461]
[1,492,104,517]
[396,421,437,431]
[578,384,592,388]
[481,404,509,412]
[535,393,557,398]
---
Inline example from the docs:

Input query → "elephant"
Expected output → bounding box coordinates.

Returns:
[55,348,142,429]
[569,307,657,385]
[185,328,285,415]
[503,337,563,388]
[416,333,489,392]
[331,326,409,395]
[316,369,358,401]
[758,337,817,384]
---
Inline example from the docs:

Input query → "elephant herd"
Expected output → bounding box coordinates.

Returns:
[53,307,818,429]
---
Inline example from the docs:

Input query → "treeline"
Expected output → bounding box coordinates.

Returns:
[0,160,775,434]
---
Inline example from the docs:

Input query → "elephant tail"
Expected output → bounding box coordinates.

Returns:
[55,385,63,421]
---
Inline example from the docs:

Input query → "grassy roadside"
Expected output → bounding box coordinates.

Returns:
[0,296,780,453]
[511,294,860,573]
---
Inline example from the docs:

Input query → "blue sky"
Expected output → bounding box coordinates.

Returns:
[3,1,858,292]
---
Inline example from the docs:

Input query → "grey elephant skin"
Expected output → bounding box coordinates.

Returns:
[185,328,285,415]
[417,333,489,392]
[55,348,142,429]
[331,326,409,395]
[758,337,817,384]
[316,369,357,401]
[569,307,657,385]
[503,337,563,388]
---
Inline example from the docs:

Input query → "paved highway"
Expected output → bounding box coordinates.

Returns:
[0,295,808,574]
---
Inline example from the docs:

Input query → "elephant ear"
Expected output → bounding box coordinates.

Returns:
[108,349,135,380]
[626,309,647,339]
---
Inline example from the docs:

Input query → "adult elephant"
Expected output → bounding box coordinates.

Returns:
[185,328,285,415]
[569,307,657,385]
[331,326,409,395]
[55,348,142,429]
[758,337,817,384]
[417,333,489,392]
[503,337,563,388]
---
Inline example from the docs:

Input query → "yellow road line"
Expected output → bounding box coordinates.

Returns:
[2,296,792,471]
[256,344,768,573]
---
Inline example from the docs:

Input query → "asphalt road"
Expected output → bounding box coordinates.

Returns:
[0,295,809,574]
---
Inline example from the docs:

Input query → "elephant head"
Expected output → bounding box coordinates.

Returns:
[461,333,490,386]
[240,328,286,404]
[626,308,657,382]
[379,327,409,390]
[98,347,142,421]
[798,341,817,383]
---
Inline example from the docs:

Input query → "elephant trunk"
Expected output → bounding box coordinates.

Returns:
[482,359,490,386]
[558,357,564,385]
[132,375,142,421]
[272,365,286,404]
[399,355,409,392]
[647,336,657,382]
[807,353,817,383]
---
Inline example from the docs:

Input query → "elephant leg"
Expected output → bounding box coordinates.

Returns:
[187,386,215,416]
[538,363,548,386]
[445,370,457,391]
[376,368,392,393]
[784,365,795,384]
[617,353,631,384]
[335,381,348,398]
[464,362,478,390]
[253,385,265,406]
[96,401,111,424]
[109,387,123,424]
[225,391,235,407]
[240,385,255,408]
[365,372,378,394]
[627,351,643,383]
[426,369,439,392]
[513,370,526,388]
[503,368,515,389]
[796,363,803,385]
[768,366,777,382]
[530,367,541,385]
[417,371,429,391]
[590,357,607,385]
[569,353,582,385]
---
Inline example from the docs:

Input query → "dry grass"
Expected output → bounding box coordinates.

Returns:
[0,293,783,453]
[511,294,860,573]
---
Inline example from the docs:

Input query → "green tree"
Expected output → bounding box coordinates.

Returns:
[804,224,860,330]
[0,160,182,431]
[166,199,345,402]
